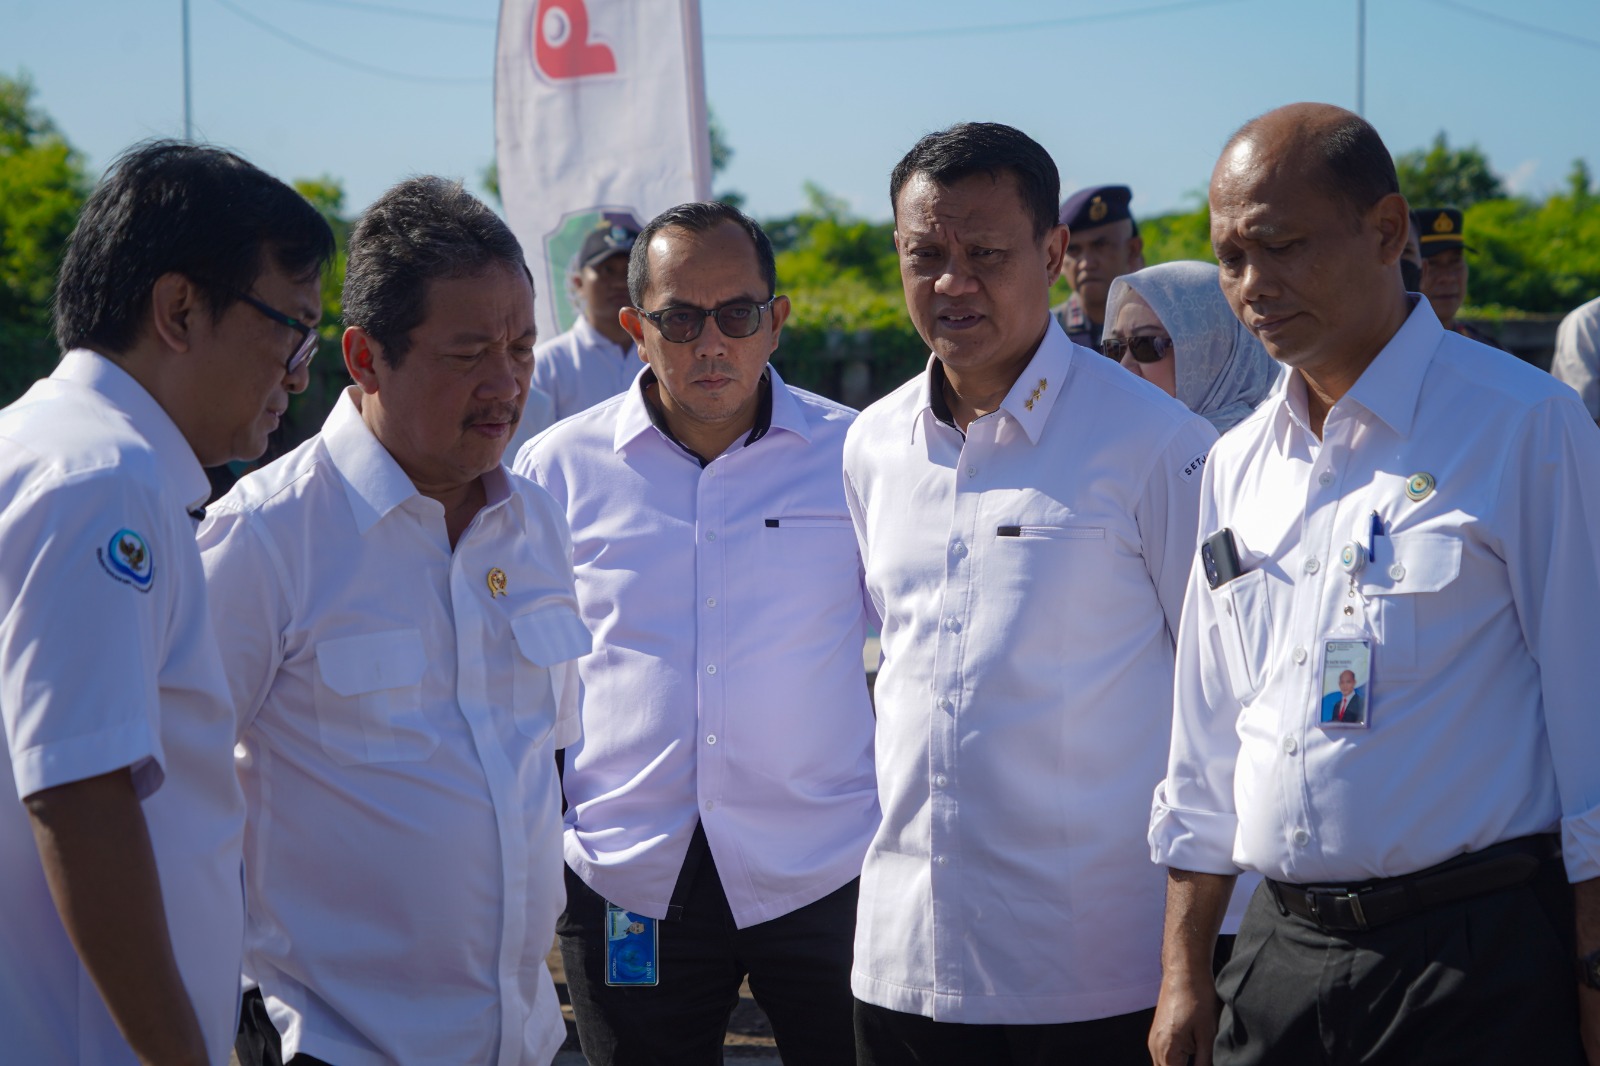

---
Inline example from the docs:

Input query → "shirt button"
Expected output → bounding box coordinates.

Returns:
[705,597,717,608]
[1292,828,1310,846]
[935,855,948,866]
[706,734,717,745]
[706,531,717,541]
[706,664,717,675]
[945,616,962,633]
[1303,557,1320,574]
[704,800,715,810]
[1282,735,1298,754]
[951,540,967,557]
[935,696,951,711]
[1389,563,1406,581]
[966,466,977,478]
[1318,471,1333,486]
[934,774,948,787]
[1293,646,1308,664]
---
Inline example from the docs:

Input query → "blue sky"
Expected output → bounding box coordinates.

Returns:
[3,0,1597,222]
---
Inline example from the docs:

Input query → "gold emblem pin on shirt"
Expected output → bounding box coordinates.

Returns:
[487,568,508,597]
[1404,472,1436,502]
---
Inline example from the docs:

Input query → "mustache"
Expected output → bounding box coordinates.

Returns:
[461,405,521,431]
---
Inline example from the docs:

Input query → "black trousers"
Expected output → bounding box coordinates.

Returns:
[235,988,335,1066]
[853,998,1157,1066]
[1215,861,1584,1065]
[557,848,858,1065]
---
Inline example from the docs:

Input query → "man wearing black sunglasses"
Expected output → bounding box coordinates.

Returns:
[516,201,878,1065]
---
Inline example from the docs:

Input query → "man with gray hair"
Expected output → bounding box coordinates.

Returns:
[202,176,584,1066]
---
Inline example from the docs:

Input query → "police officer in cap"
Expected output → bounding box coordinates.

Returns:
[1414,206,1498,347]
[1052,184,1144,350]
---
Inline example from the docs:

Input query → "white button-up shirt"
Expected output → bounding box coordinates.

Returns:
[530,314,640,425]
[843,320,1217,1025]
[0,350,245,1065]
[516,366,879,929]
[1151,299,1600,886]
[199,390,584,1066]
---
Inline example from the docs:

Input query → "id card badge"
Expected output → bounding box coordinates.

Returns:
[1318,636,1372,729]
[604,903,659,986]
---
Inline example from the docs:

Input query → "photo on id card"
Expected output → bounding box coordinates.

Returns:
[1319,638,1371,727]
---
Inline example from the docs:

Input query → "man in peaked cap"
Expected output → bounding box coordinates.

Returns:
[1414,207,1498,347]
[1053,184,1144,350]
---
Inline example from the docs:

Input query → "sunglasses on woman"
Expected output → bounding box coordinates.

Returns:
[1101,335,1175,364]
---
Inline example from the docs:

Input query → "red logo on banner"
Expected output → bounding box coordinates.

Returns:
[533,0,616,80]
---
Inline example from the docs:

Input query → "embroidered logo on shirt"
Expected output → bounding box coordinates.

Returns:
[98,528,154,592]
[1179,452,1208,482]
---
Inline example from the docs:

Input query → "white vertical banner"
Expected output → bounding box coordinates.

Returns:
[495,0,712,339]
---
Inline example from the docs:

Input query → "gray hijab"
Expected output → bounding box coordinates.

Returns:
[1103,261,1280,431]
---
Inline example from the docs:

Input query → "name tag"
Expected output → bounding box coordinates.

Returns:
[604,902,659,986]
[1319,638,1371,729]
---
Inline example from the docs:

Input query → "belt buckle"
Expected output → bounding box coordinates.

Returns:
[1308,887,1369,931]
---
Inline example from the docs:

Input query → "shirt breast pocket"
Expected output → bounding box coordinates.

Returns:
[1358,532,1462,680]
[1210,568,1273,702]
[313,629,433,766]
[510,604,592,742]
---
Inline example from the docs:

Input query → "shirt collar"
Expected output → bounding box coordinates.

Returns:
[319,387,520,536]
[1270,296,1442,445]
[574,313,634,357]
[913,317,1072,446]
[52,349,211,512]
[613,363,785,460]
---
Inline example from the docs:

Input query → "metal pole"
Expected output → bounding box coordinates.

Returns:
[182,0,193,140]
[1356,0,1369,117]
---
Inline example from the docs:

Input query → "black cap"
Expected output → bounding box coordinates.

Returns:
[577,213,642,269]
[1059,184,1134,231]
[1413,207,1468,258]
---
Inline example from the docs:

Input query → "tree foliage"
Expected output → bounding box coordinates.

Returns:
[1394,132,1506,210]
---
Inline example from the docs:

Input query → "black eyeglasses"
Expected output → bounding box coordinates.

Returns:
[234,291,319,373]
[1102,335,1176,364]
[634,298,776,344]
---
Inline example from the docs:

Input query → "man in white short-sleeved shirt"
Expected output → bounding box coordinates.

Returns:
[0,141,333,1065]
[517,202,877,1065]
[523,213,643,439]
[844,123,1215,1066]
[203,178,583,1066]
[1553,295,1600,423]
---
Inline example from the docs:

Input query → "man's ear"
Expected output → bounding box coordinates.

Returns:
[1044,223,1070,285]
[1129,235,1146,271]
[765,294,793,355]
[343,326,384,394]
[618,306,649,362]
[1371,192,1412,267]
[147,272,203,355]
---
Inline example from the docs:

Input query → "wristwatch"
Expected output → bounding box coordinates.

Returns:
[1578,947,1600,991]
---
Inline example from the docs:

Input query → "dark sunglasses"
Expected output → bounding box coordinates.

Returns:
[233,291,319,373]
[635,298,776,344]
[1102,335,1176,364]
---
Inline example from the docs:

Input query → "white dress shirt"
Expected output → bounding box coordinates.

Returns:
[843,320,1218,1025]
[529,314,640,425]
[1553,295,1600,421]
[1151,298,1600,887]
[516,366,879,929]
[0,350,245,1065]
[199,389,584,1066]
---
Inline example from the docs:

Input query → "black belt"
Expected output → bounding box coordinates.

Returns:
[1266,833,1561,933]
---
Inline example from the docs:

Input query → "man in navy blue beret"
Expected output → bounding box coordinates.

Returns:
[1052,184,1143,351]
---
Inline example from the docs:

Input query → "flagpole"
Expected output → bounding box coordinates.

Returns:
[183,0,193,140]
[1356,0,1366,117]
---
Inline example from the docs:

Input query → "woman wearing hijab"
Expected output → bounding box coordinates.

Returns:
[1101,260,1279,432]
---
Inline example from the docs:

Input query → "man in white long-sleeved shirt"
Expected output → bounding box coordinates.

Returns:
[844,122,1216,1066]
[517,201,877,1065]
[1149,103,1600,1066]
[203,177,583,1066]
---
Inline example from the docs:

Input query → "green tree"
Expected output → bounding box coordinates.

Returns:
[0,72,90,402]
[1395,132,1506,210]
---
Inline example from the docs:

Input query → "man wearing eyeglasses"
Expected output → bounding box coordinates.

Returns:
[515,201,878,1065]
[0,140,333,1066]
[201,177,584,1066]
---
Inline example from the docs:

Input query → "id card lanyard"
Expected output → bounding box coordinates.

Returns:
[1319,510,1381,729]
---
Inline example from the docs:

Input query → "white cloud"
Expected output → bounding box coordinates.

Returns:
[1504,158,1540,195]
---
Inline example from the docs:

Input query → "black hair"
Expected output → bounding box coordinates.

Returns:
[1229,109,1399,224]
[627,201,776,308]
[52,139,334,354]
[889,122,1061,240]
[342,176,529,367]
